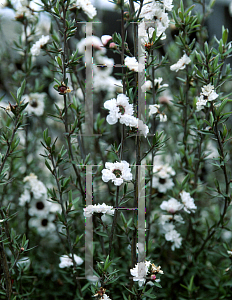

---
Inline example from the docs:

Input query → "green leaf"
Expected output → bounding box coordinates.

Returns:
[95,231,108,237]
[222,27,228,45]
[217,98,228,115]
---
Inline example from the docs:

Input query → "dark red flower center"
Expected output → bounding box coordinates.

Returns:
[58,86,67,93]
[30,99,38,107]
[36,201,45,210]
[113,169,122,178]
[41,219,48,226]
[118,105,125,115]
[159,178,166,184]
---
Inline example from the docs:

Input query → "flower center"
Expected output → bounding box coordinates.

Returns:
[118,105,125,115]
[30,99,38,108]
[203,95,208,100]
[159,178,166,184]
[36,201,45,210]
[113,169,122,178]
[41,219,48,226]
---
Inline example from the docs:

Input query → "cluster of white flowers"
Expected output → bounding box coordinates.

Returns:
[170,53,191,72]
[139,0,173,41]
[159,191,197,250]
[76,0,97,19]
[19,173,60,236]
[59,254,83,268]
[83,203,115,217]
[149,104,167,122]
[104,94,149,137]
[130,261,163,287]
[23,92,46,116]
[152,163,175,193]
[102,160,132,186]
[31,35,49,56]
[196,83,219,111]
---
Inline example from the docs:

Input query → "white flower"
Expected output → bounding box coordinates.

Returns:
[159,114,167,122]
[31,35,49,56]
[125,56,142,72]
[152,163,175,193]
[104,94,134,125]
[201,83,218,101]
[196,95,207,111]
[162,223,175,233]
[29,214,56,237]
[137,119,149,138]
[160,198,183,213]
[23,93,46,116]
[180,191,197,213]
[15,5,36,22]
[165,229,182,250]
[153,163,176,178]
[170,54,191,72]
[152,176,174,193]
[142,80,152,92]
[227,250,232,256]
[140,0,160,20]
[130,261,151,286]
[22,173,47,200]
[154,77,169,89]
[162,0,174,11]
[59,254,83,268]
[102,294,112,300]
[173,214,185,223]
[28,198,51,217]
[83,203,115,217]
[141,77,169,93]
[102,160,132,186]
[149,104,160,116]
[159,214,184,225]
[151,264,164,274]
[101,35,113,46]
[76,0,97,19]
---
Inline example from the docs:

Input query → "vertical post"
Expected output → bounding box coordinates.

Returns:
[138,164,146,263]
[138,22,146,123]
[85,165,94,280]
[85,22,94,136]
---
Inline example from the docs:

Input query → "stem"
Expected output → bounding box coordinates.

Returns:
[50,153,82,297]
[182,67,190,171]
[0,227,12,300]
[108,187,120,257]
[61,4,85,201]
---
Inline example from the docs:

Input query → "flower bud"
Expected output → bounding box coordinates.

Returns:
[101,35,113,47]
[109,42,117,49]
